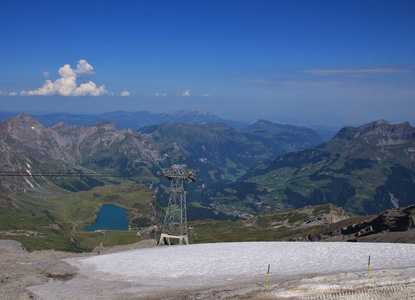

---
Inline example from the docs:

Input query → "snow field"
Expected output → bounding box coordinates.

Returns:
[74,241,415,283]
[27,242,415,299]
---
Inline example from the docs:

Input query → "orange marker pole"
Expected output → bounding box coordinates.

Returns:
[367,255,371,279]
[265,264,270,289]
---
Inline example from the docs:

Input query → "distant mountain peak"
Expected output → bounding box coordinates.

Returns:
[3,114,44,136]
[95,121,117,130]
[254,119,273,125]
[334,119,415,143]
[242,120,323,146]
[163,109,215,116]
[373,119,391,125]
[7,113,42,125]
[161,109,219,120]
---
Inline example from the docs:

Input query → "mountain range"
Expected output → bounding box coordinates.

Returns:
[2,114,414,220]
[0,114,323,210]
[0,110,247,131]
[0,109,339,140]
[208,120,415,216]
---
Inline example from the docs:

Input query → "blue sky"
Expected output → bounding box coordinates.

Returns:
[0,0,414,127]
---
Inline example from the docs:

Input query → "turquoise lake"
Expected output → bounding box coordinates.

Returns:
[83,204,130,231]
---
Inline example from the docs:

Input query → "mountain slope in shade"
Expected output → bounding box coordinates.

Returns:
[139,121,322,185]
[207,120,415,217]
[241,120,323,153]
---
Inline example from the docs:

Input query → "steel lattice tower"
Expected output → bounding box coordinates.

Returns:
[158,165,196,245]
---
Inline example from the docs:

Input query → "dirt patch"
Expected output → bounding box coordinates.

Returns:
[0,239,157,300]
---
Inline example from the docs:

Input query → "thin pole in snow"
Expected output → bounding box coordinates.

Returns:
[265,264,271,289]
[367,255,371,279]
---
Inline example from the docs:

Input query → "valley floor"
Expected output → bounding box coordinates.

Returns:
[11,241,415,300]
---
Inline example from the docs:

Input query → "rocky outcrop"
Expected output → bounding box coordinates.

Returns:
[289,204,415,243]
[341,204,415,237]
[0,240,27,253]
[35,260,78,280]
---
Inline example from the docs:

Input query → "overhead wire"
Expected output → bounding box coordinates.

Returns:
[0,172,144,178]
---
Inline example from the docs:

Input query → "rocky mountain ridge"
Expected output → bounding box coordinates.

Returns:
[333,120,415,144]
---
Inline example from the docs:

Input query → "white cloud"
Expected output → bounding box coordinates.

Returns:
[279,80,344,88]
[232,78,343,88]
[182,90,191,97]
[59,64,76,79]
[21,60,108,96]
[9,92,18,96]
[42,71,49,77]
[120,91,130,96]
[76,59,95,76]
[300,67,411,76]
[73,81,107,96]
[231,78,273,83]
[155,92,167,97]
[201,93,210,97]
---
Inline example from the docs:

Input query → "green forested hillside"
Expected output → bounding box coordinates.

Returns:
[207,120,415,216]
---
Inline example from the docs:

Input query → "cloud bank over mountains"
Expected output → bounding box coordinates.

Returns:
[20,60,111,97]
